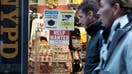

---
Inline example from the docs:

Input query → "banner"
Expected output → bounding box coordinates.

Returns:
[0,0,28,74]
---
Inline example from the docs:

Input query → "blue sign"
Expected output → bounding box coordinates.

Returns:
[0,0,28,74]
[45,10,59,14]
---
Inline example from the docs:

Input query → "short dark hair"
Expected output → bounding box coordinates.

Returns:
[77,0,99,15]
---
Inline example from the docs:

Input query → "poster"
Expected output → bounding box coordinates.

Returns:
[44,10,74,30]
[52,47,68,62]
[44,10,59,30]
[49,30,69,45]
[59,10,75,30]
[38,45,71,62]
[0,0,28,74]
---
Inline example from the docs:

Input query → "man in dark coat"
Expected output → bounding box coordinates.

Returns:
[77,0,103,74]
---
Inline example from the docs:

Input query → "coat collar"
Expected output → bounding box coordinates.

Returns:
[105,13,132,67]
[86,19,103,37]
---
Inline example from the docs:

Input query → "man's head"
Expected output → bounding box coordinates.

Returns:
[97,0,132,28]
[77,0,99,28]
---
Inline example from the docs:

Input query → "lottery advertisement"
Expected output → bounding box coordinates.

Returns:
[38,45,71,62]
[29,45,72,74]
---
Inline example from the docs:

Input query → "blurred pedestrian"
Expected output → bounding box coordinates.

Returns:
[94,0,132,74]
[77,0,103,74]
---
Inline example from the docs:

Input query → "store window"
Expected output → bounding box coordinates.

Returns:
[28,0,86,74]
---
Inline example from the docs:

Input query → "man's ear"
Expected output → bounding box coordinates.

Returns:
[87,10,94,19]
[113,3,122,15]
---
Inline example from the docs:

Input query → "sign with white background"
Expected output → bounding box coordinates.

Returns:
[49,30,69,45]
[44,10,74,30]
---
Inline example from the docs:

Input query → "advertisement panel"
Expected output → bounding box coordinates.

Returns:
[44,10,59,30]
[44,10,74,30]
[49,30,69,45]
[59,10,74,30]
[0,0,28,74]
[30,45,72,74]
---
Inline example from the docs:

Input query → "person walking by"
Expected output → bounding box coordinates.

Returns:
[94,0,132,74]
[77,0,103,74]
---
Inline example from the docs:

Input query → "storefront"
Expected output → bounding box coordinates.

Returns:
[28,0,87,74]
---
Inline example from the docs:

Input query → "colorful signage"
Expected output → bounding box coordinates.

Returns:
[49,30,69,45]
[44,10,74,30]
[0,0,28,74]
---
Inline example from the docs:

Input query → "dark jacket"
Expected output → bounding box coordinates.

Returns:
[84,19,103,74]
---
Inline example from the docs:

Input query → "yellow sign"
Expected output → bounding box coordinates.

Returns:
[0,0,19,59]
[72,0,83,4]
